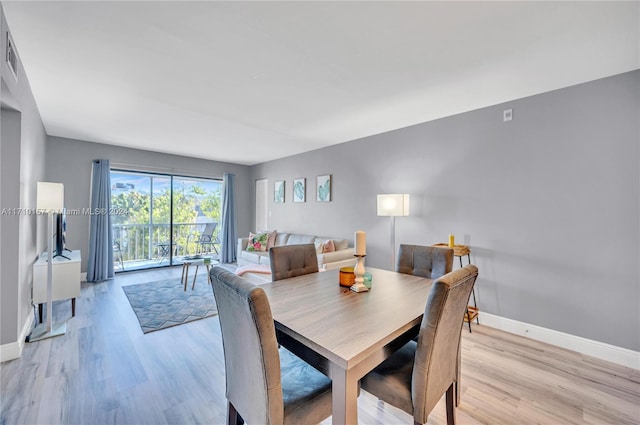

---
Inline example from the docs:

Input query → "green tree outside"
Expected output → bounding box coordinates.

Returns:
[112,179,222,263]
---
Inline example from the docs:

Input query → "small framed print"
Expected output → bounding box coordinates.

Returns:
[293,178,306,202]
[316,174,331,202]
[274,180,285,203]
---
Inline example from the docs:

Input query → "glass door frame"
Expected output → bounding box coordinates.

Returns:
[110,168,222,271]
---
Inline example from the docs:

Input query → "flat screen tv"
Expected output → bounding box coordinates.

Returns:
[54,211,70,259]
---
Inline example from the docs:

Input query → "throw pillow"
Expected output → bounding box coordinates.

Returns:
[267,230,277,249]
[322,239,335,253]
[314,239,324,254]
[257,229,277,249]
[247,232,269,252]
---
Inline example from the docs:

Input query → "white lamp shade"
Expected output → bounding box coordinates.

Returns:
[377,194,410,216]
[37,182,64,212]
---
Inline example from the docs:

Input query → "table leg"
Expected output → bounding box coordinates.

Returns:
[182,264,189,291]
[329,363,359,425]
[206,265,211,285]
[71,298,76,317]
[192,265,199,290]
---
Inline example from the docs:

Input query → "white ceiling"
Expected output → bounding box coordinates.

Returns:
[3,1,638,166]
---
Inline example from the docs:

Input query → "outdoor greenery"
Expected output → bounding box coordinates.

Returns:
[112,182,222,261]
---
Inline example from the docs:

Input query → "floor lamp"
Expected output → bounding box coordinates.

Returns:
[377,194,410,270]
[29,182,66,342]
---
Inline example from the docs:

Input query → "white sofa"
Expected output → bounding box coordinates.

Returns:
[237,232,354,271]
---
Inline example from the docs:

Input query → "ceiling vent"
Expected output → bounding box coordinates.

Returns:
[6,32,17,79]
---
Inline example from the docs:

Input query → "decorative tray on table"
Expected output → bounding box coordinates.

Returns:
[183,255,203,260]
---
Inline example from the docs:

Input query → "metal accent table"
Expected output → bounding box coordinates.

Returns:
[433,243,478,331]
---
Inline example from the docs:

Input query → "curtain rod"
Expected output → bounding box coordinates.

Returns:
[109,161,224,180]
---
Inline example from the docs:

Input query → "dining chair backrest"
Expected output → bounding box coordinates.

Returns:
[269,243,319,282]
[396,244,454,279]
[210,267,284,425]
[412,264,478,423]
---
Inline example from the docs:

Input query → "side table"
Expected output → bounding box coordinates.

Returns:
[433,243,479,332]
[33,250,81,322]
[180,257,218,291]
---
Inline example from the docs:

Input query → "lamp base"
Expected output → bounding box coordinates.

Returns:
[26,322,66,342]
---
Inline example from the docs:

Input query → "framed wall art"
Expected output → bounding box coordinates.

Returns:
[293,178,306,202]
[316,174,331,202]
[274,180,285,203]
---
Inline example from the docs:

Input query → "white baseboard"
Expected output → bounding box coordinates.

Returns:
[479,312,640,370]
[0,313,34,363]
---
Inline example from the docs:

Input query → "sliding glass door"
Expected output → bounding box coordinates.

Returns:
[171,176,222,263]
[111,170,221,271]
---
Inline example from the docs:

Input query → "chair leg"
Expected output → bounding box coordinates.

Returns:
[455,341,461,406]
[227,401,244,425]
[446,383,456,425]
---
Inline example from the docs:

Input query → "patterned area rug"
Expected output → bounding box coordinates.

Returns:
[123,275,217,334]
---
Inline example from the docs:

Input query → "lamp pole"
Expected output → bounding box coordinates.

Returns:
[390,215,396,270]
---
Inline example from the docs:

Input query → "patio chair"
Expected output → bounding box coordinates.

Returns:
[113,242,124,271]
[190,222,219,255]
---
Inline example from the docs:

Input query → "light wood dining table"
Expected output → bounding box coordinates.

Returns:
[260,267,433,425]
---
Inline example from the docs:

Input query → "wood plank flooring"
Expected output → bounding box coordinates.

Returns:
[1,266,639,424]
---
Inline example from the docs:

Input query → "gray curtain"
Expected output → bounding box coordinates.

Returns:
[220,173,237,263]
[87,159,114,282]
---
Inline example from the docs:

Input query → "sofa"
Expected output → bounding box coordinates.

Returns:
[237,231,354,271]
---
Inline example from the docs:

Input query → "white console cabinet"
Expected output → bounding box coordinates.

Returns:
[33,249,81,321]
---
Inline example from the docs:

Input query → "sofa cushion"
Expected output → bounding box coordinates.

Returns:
[286,234,316,245]
[319,249,354,265]
[275,233,291,246]
[258,254,271,266]
[240,250,264,264]
[333,239,349,251]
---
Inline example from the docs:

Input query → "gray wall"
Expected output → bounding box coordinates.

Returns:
[45,137,252,272]
[1,4,48,347]
[251,70,640,351]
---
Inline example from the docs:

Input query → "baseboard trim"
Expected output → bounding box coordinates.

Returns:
[0,313,34,363]
[479,312,640,370]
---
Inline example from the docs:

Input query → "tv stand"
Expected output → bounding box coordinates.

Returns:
[33,250,81,322]
[52,253,71,260]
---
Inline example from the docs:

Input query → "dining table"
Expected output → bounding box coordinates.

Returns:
[260,267,434,425]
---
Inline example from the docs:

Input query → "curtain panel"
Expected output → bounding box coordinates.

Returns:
[86,159,114,282]
[220,173,237,263]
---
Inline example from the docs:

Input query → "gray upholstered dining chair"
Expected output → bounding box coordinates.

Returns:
[210,267,332,425]
[360,265,478,425]
[269,243,319,282]
[396,244,454,279]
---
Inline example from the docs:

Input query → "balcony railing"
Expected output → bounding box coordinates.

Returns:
[113,222,218,268]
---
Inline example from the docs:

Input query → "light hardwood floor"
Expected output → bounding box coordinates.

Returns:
[1,266,639,425]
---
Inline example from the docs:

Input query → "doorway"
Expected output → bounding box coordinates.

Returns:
[255,179,268,232]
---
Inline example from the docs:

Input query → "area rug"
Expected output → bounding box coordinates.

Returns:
[123,275,217,334]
